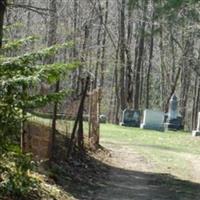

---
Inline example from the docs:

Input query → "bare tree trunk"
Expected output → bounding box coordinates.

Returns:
[133,32,139,105]
[193,50,200,129]
[67,77,90,158]
[0,0,6,49]
[180,40,193,128]
[73,0,78,58]
[140,55,145,108]
[170,25,176,83]
[114,43,120,124]
[119,0,126,110]
[159,24,165,110]
[108,73,115,122]
[126,2,133,108]
[26,0,32,34]
[134,0,148,110]
[192,75,198,129]
[194,78,200,129]
[146,10,154,109]
[94,1,103,88]
[47,0,58,161]
[71,0,78,91]
[100,0,108,87]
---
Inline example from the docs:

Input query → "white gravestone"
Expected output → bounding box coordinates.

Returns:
[140,109,165,131]
[164,94,182,131]
[168,94,178,120]
[192,112,200,136]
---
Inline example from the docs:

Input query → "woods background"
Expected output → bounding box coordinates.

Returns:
[3,0,200,130]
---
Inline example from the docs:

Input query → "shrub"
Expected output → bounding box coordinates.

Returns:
[0,151,37,199]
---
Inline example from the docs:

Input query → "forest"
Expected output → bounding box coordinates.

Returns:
[1,0,200,199]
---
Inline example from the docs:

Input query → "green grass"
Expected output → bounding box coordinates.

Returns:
[101,124,200,154]
[100,124,200,180]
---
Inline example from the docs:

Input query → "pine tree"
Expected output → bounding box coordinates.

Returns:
[0,36,78,153]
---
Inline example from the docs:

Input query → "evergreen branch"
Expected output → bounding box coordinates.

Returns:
[0,42,74,69]
[7,3,51,16]
[18,90,70,109]
[2,36,38,51]
[0,62,79,86]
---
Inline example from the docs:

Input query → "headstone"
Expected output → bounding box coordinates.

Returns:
[120,109,140,127]
[168,94,178,120]
[192,112,200,136]
[100,114,107,123]
[83,114,89,121]
[165,94,183,130]
[140,109,165,131]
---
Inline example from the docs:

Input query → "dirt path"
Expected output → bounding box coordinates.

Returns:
[94,142,200,200]
[183,153,200,182]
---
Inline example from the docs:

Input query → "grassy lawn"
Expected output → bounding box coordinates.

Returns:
[101,124,200,154]
[100,124,200,181]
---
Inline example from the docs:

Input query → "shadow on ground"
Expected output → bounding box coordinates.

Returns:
[42,132,200,200]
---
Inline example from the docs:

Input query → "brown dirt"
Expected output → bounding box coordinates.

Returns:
[182,153,200,182]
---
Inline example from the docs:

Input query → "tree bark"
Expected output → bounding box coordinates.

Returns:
[180,40,193,128]
[146,11,154,109]
[134,0,148,110]
[114,45,120,124]
[159,24,166,110]
[71,0,78,92]
[0,0,6,49]
[119,0,126,110]
[126,2,133,108]
[67,77,90,158]
[194,79,200,129]
[47,0,58,161]
[170,25,176,83]
[94,0,103,88]
[192,75,198,129]
[100,0,108,87]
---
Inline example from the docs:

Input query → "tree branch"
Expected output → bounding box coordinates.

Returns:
[7,3,52,16]
[171,34,183,50]
[87,0,117,50]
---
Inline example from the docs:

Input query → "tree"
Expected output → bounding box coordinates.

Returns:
[119,0,126,110]
[0,0,6,48]
[0,35,77,151]
[47,0,59,161]
[134,0,148,110]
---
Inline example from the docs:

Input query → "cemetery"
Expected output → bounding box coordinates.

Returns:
[119,93,185,133]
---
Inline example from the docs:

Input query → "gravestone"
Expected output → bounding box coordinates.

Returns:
[168,94,178,120]
[192,112,200,136]
[100,114,107,123]
[83,114,89,121]
[120,109,140,127]
[165,94,182,130]
[140,109,165,131]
